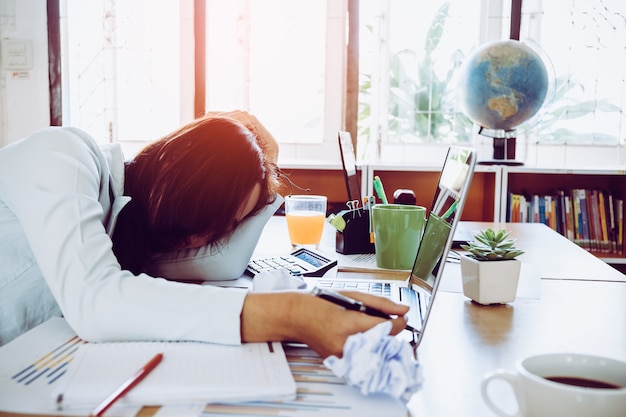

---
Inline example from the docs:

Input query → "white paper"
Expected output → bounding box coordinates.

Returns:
[52,339,296,411]
[199,344,408,417]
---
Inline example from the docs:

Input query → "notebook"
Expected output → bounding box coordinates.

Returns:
[307,146,477,348]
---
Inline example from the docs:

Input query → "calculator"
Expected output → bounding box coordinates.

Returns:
[245,248,338,277]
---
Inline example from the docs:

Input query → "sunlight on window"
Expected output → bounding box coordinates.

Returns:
[522,0,626,146]
[206,0,327,144]
[63,0,184,148]
[358,0,481,156]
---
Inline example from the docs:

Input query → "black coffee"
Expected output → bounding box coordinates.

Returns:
[545,376,622,389]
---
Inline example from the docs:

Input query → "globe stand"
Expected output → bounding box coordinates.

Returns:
[476,126,524,166]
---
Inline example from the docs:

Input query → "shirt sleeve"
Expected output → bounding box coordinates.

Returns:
[0,128,247,345]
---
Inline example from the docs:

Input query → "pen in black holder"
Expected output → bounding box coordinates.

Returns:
[329,206,375,255]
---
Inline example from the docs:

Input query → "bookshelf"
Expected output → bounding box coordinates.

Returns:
[501,166,626,264]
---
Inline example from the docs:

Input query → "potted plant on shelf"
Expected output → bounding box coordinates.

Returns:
[459,228,525,305]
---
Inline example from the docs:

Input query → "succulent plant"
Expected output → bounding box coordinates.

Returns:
[460,228,525,261]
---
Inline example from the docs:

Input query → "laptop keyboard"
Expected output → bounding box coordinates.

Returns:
[316,281,426,331]
[315,281,392,297]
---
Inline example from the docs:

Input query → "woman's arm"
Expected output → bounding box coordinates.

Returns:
[241,291,409,358]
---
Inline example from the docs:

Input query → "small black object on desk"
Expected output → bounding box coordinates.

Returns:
[393,189,416,205]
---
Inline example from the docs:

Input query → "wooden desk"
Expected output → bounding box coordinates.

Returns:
[2,218,625,417]
[408,279,626,416]
[461,221,626,282]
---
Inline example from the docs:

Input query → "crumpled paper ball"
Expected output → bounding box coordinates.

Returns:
[323,321,423,402]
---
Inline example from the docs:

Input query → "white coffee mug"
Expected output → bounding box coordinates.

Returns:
[481,353,626,417]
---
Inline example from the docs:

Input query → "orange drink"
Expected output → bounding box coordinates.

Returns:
[286,211,326,246]
[284,195,327,248]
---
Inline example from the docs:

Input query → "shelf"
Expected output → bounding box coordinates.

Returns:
[367,165,501,222]
[275,163,626,266]
[502,166,625,264]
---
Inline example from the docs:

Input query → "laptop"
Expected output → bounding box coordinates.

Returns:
[307,146,477,348]
[338,131,363,203]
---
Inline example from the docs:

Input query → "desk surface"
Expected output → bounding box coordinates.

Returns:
[2,218,625,417]
[409,278,626,416]
[462,221,626,282]
[257,217,626,416]
[256,217,626,282]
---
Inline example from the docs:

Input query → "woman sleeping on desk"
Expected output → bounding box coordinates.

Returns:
[0,111,408,359]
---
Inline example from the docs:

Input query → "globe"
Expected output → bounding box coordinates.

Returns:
[459,40,549,131]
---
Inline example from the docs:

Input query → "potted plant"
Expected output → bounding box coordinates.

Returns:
[459,228,525,305]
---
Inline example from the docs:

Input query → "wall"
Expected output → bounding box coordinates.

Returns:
[0,0,49,147]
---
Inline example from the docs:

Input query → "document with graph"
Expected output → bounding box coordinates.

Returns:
[197,344,407,417]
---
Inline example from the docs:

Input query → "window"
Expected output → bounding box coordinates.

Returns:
[61,0,345,160]
[61,0,189,156]
[357,0,626,165]
[59,1,625,165]
[520,0,626,147]
[357,0,484,163]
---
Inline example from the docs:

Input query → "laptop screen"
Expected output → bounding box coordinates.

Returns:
[338,131,362,203]
[408,147,476,333]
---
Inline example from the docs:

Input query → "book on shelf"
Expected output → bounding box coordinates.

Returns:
[597,191,611,253]
[507,188,623,256]
[618,199,624,254]
[608,194,617,253]
[577,189,591,250]
[564,194,575,241]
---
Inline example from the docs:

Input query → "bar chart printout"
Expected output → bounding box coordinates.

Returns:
[11,335,86,387]
[201,344,407,417]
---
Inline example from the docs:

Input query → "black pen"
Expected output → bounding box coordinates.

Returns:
[311,287,416,333]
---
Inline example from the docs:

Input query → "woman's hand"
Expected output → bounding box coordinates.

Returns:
[206,110,279,165]
[241,291,410,359]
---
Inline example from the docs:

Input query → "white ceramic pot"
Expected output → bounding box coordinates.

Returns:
[460,255,521,305]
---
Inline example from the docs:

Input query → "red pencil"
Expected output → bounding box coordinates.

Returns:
[89,352,163,417]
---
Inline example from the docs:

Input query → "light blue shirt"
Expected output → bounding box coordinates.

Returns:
[0,127,267,346]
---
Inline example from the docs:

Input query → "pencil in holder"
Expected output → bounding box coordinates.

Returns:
[334,208,375,254]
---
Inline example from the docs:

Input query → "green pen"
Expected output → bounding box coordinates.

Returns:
[442,200,458,220]
[373,176,389,204]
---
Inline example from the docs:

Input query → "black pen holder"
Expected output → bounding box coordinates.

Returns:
[335,208,376,254]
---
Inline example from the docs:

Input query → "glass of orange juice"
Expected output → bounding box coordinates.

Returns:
[284,195,327,248]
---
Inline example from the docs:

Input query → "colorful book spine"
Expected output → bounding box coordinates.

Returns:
[608,194,617,253]
[564,194,575,241]
[576,189,590,250]
[618,199,624,254]
[598,191,609,253]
